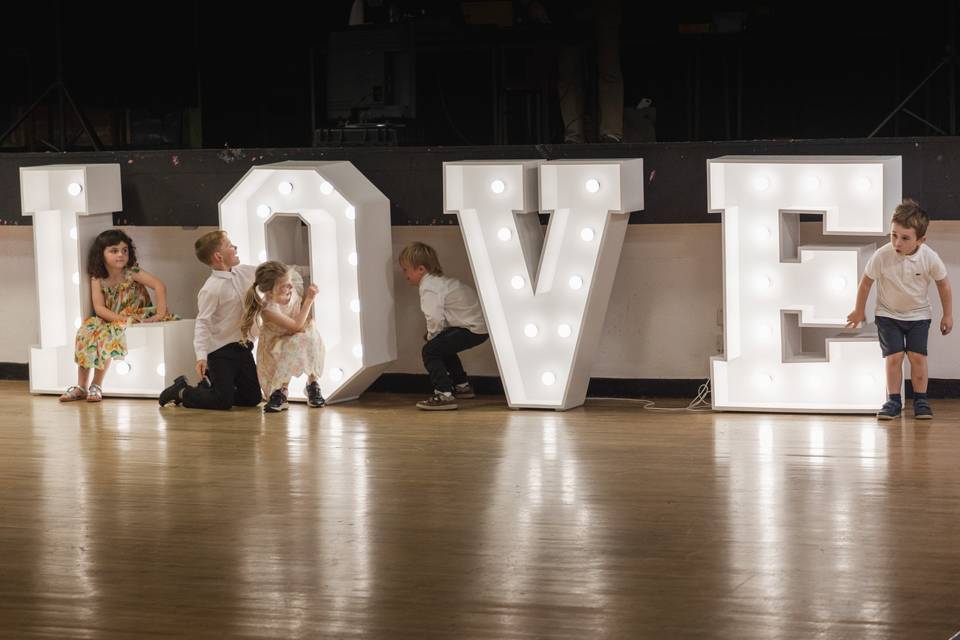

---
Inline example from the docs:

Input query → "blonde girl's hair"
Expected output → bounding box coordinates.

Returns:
[240,261,290,343]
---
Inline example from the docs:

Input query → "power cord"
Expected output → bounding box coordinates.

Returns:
[588,379,714,413]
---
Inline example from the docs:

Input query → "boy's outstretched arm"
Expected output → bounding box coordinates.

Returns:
[845,275,875,328]
[937,277,953,335]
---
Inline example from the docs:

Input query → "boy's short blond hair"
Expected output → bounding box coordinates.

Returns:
[399,242,443,275]
[195,230,227,265]
[892,198,929,238]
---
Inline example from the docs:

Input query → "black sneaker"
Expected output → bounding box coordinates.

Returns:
[876,400,902,420]
[306,381,325,408]
[158,375,188,407]
[264,389,289,413]
[453,383,476,399]
[416,392,458,411]
[914,398,934,420]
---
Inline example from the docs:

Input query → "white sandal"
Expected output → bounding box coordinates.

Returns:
[87,384,103,402]
[59,386,87,402]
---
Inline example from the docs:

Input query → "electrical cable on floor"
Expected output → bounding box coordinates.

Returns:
[588,379,714,412]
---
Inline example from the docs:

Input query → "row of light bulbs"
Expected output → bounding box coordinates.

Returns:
[276,180,334,196]
[489,175,600,388]
[110,360,165,377]
[489,178,602,194]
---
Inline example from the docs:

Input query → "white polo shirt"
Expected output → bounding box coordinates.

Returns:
[865,243,947,321]
[193,264,257,359]
[419,273,488,339]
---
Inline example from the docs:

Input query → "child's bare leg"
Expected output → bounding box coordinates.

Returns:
[885,352,905,396]
[77,366,91,388]
[906,351,928,394]
[92,360,110,386]
[907,351,934,418]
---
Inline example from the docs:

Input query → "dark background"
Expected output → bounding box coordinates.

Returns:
[3,1,959,150]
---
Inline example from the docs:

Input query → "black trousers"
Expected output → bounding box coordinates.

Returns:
[181,342,262,411]
[422,327,489,392]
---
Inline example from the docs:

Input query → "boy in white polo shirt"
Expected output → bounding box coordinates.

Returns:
[399,242,488,411]
[846,199,953,419]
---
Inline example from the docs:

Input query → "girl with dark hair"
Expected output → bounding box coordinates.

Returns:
[60,229,178,402]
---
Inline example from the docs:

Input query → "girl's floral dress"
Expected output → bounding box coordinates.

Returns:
[74,266,179,369]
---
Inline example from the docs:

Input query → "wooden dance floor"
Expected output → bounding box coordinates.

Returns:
[1,380,959,639]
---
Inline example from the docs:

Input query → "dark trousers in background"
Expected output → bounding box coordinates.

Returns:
[422,328,489,393]
[181,342,262,411]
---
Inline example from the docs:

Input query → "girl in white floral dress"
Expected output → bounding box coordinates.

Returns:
[239,261,325,412]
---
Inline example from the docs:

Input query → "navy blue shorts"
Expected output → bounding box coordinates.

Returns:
[875,316,931,357]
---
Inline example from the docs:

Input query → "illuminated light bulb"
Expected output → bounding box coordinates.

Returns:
[67,182,83,196]
[557,324,572,338]
[856,177,872,193]
[278,182,294,195]
[568,275,584,290]
[258,250,267,262]
[116,361,131,375]
[756,225,772,241]
[830,276,847,291]
[804,175,822,191]
[72,272,80,285]
[257,205,272,219]
[497,227,512,241]
[350,299,360,313]
[585,179,600,193]
[156,363,166,377]
[753,176,770,191]
[757,275,773,290]
[580,227,595,242]
[345,205,356,220]
[490,179,505,194]
[348,252,358,266]
[352,344,363,358]
[330,367,344,382]
[69,227,77,240]
[320,181,334,195]
[74,317,82,329]
[524,323,539,338]
[511,275,525,290]
[541,371,556,386]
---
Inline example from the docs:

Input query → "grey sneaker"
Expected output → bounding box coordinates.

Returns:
[913,398,933,420]
[306,381,325,408]
[264,389,289,413]
[416,392,458,411]
[453,383,476,399]
[877,400,902,420]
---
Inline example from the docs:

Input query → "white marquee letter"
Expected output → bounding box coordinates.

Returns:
[709,155,901,412]
[444,159,643,410]
[220,161,396,403]
[21,164,196,396]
